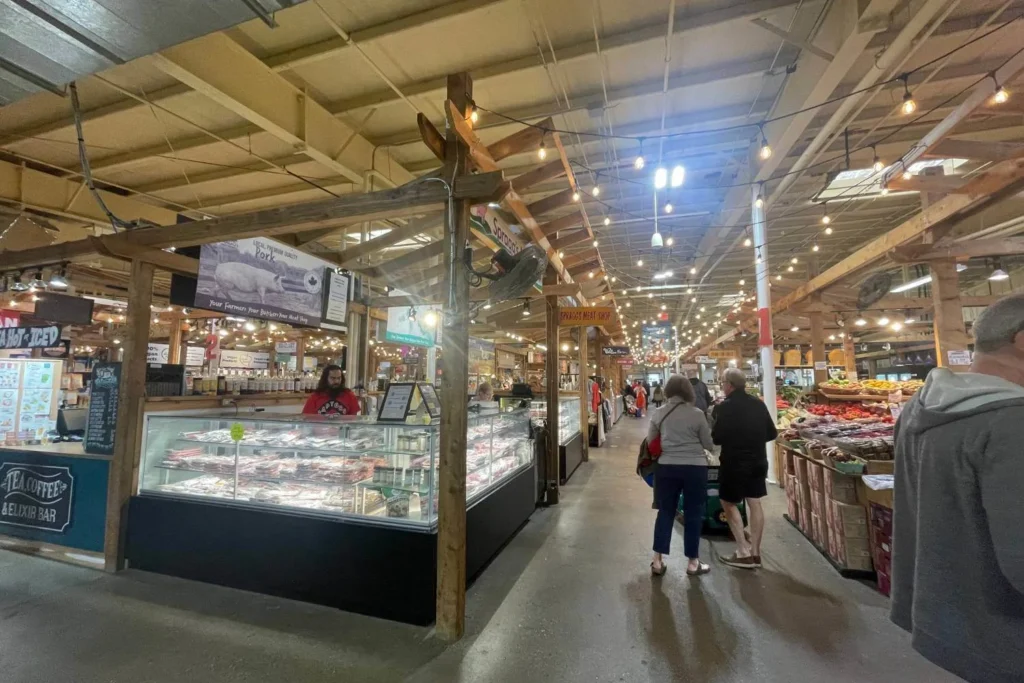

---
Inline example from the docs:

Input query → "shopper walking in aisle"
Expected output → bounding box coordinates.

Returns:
[635,381,647,417]
[892,294,1024,683]
[651,381,665,408]
[712,368,777,568]
[688,372,714,414]
[649,374,713,577]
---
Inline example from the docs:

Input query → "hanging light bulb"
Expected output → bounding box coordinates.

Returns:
[469,104,479,124]
[901,76,917,115]
[739,278,745,285]
[538,141,547,160]
[990,260,1010,281]
[880,183,889,196]
[591,185,600,197]
[670,165,685,188]
[878,316,890,326]
[744,237,752,247]
[755,182,765,209]
[758,125,772,160]
[855,317,867,326]
[787,265,794,272]
[654,167,668,189]
[993,82,1010,104]
[663,202,673,214]
[902,167,913,181]
[791,257,798,264]
[872,148,884,173]
[592,239,599,247]
[603,216,611,226]
[423,310,439,327]
[824,226,833,235]
[634,139,646,170]
[637,259,644,267]
[812,244,819,252]
[690,266,697,275]
[821,203,831,225]
[558,250,565,259]
[572,191,580,202]
[775,274,782,281]
[522,300,531,317]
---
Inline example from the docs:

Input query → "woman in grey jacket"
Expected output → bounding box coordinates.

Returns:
[649,374,713,576]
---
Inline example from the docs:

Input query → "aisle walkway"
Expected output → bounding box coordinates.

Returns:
[0,416,956,683]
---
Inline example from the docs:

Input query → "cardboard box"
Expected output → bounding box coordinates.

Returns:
[799,506,812,534]
[811,491,825,519]
[787,495,799,521]
[843,537,873,571]
[827,470,859,504]
[877,568,891,597]
[870,502,893,535]
[831,499,870,539]
[809,461,824,492]
[811,513,825,547]
[785,474,797,501]
[795,457,809,485]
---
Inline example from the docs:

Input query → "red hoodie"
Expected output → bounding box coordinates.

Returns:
[302,389,360,416]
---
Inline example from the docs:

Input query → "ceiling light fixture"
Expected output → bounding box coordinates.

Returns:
[663,202,673,214]
[872,147,884,173]
[670,165,685,188]
[758,124,772,160]
[654,167,668,189]
[538,140,547,160]
[634,139,645,170]
[755,182,765,209]
[901,76,917,115]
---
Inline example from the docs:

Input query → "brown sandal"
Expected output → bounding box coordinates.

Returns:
[650,562,667,577]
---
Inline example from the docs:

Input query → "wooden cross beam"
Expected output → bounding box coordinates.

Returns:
[890,236,1024,262]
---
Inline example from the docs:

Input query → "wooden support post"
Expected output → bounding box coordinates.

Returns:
[544,289,560,505]
[931,259,971,371]
[168,318,183,364]
[808,256,827,386]
[435,72,472,642]
[843,323,858,380]
[296,337,305,374]
[578,328,589,462]
[103,258,154,572]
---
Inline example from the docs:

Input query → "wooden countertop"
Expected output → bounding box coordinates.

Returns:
[0,442,110,461]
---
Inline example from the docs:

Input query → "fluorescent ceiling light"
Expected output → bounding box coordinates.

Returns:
[989,268,1009,281]
[890,263,967,293]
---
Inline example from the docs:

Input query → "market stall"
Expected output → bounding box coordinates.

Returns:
[775,383,904,595]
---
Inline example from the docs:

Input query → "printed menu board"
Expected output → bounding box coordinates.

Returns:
[18,361,58,439]
[85,363,121,456]
[0,361,18,440]
[377,382,415,422]
[417,383,441,419]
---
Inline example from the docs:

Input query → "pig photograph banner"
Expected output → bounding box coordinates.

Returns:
[194,238,332,326]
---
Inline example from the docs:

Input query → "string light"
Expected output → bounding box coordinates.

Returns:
[821,202,831,225]
[663,202,673,214]
[522,300,531,317]
[572,191,580,202]
[855,317,867,326]
[900,76,917,115]
[670,165,685,188]
[592,239,599,247]
[603,216,611,226]
[558,250,565,259]
[872,147,884,173]
[880,183,889,196]
[824,225,833,235]
[755,183,764,209]
[791,257,798,264]
[689,266,697,275]
[634,139,645,170]
[812,244,819,252]
[469,104,479,123]
[654,167,668,189]
[666,236,674,246]
[743,236,752,247]
[591,186,600,197]
[993,81,1010,104]
[538,140,547,160]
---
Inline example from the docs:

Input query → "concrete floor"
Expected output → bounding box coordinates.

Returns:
[0,417,958,683]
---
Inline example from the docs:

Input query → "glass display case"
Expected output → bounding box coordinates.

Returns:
[528,396,581,446]
[138,409,533,528]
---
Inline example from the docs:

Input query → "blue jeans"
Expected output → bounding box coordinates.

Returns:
[653,464,708,558]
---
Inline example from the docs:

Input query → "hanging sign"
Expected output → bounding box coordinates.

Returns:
[559,307,614,326]
[947,350,973,366]
[0,326,61,350]
[695,356,713,363]
[471,207,524,255]
[320,270,351,332]
[0,463,74,533]
[385,291,441,348]
[708,350,735,360]
[275,341,298,354]
[680,363,699,371]
[602,346,631,356]
[377,382,416,422]
[194,238,332,327]
[85,362,121,456]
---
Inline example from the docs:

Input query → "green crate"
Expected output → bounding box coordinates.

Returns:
[677,466,746,531]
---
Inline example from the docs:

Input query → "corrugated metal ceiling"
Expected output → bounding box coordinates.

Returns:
[0,0,307,105]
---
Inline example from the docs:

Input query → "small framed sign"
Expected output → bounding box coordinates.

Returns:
[417,382,441,419]
[377,382,416,422]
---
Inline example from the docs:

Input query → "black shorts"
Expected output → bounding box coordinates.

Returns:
[718,459,768,503]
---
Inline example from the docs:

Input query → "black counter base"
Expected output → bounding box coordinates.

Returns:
[559,432,584,484]
[127,464,536,625]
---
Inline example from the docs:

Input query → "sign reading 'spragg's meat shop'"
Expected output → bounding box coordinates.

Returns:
[0,463,74,533]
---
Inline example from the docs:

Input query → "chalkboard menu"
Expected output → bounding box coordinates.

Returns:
[85,362,121,456]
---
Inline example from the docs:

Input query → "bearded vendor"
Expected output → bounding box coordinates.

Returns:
[302,364,361,416]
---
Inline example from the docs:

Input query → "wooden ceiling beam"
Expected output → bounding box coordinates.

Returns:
[527,188,576,217]
[539,213,583,237]
[927,138,1024,163]
[891,236,1024,262]
[886,175,967,194]
[550,230,591,251]
[359,240,445,277]
[773,159,1024,314]
[0,173,507,272]
[331,213,442,266]
[512,160,568,191]
[488,117,552,162]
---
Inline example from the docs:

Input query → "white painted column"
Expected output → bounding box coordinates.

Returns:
[752,184,778,483]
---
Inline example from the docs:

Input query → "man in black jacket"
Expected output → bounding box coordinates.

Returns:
[712,368,777,569]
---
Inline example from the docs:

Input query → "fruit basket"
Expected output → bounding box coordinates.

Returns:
[823,447,866,474]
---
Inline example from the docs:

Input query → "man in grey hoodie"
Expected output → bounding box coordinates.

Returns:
[892,293,1024,683]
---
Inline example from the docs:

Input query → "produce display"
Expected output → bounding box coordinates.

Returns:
[819,379,861,395]
[819,378,923,397]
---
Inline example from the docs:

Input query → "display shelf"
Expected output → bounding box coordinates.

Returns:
[783,514,875,580]
[818,392,906,402]
[139,409,533,528]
